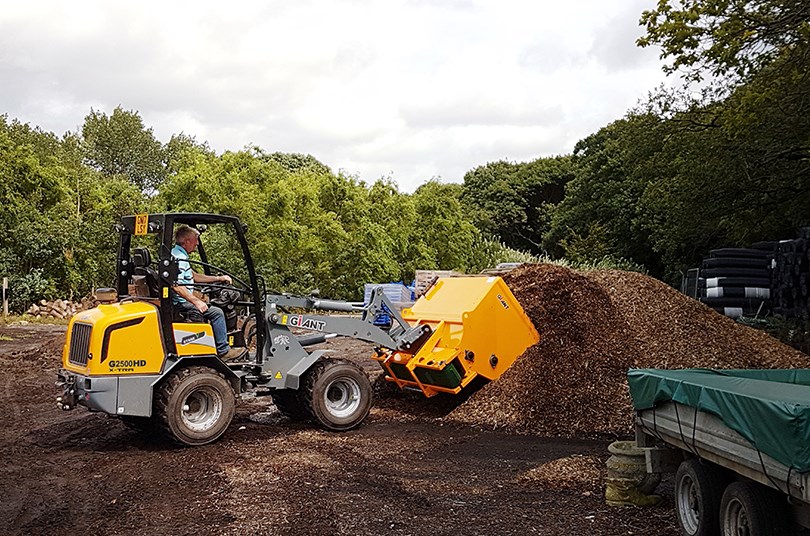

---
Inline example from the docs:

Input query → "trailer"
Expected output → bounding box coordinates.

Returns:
[629,368,810,536]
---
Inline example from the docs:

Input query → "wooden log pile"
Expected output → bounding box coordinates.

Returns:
[25,298,94,319]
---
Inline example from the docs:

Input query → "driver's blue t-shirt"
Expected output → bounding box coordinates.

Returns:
[171,244,194,304]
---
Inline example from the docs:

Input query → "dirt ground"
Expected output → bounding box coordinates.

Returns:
[0,323,679,536]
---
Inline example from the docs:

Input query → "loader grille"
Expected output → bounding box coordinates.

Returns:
[68,323,93,366]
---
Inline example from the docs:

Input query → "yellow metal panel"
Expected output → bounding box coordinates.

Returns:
[63,301,166,375]
[173,323,216,356]
[375,276,540,396]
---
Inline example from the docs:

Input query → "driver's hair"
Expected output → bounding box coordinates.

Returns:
[174,225,200,245]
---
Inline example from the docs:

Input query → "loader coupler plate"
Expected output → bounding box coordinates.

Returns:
[374,276,539,397]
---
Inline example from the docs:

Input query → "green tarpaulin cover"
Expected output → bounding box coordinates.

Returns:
[628,368,810,472]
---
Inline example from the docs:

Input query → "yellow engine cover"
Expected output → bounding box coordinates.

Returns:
[62,301,166,375]
[374,276,540,397]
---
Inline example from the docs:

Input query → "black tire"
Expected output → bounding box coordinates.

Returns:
[701,268,771,278]
[675,459,727,536]
[712,306,745,318]
[750,241,778,251]
[720,481,788,536]
[241,314,257,350]
[703,277,772,289]
[704,287,770,299]
[301,358,372,431]
[709,248,774,259]
[700,297,771,308]
[270,389,309,420]
[702,257,770,269]
[154,366,235,446]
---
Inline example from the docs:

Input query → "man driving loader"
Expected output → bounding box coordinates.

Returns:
[171,225,247,361]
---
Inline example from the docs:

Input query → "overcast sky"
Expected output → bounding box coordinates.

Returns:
[1,1,670,192]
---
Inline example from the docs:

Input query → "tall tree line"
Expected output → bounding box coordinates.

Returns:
[2,0,806,308]
[0,109,534,310]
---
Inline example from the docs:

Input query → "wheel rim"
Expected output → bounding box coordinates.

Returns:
[677,473,700,534]
[181,386,223,432]
[723,498,749,536]
[322,377,361,418]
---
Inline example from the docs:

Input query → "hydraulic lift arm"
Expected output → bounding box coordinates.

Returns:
[259,287,431,389]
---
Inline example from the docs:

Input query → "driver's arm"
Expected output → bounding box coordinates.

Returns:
[192,272,232,285]
[172,283,209,313]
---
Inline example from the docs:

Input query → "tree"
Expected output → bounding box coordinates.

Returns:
[0,115,148,307]
[165,133,215,176]
[411,180,480,271]
[545,113,668,272]
[638,0,810,87]
[461,157,573,253]
[81,106,167,190]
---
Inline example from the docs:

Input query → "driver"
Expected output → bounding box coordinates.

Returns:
[171,225,247,361]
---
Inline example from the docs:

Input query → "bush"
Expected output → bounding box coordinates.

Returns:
[7,269,54,313]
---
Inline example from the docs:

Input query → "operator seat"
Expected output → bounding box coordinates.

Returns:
[132,247,160,298]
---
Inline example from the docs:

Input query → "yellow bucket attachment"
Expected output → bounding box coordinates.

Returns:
[373,276,540,397]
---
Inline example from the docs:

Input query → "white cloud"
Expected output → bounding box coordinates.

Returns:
[0,0,671,191]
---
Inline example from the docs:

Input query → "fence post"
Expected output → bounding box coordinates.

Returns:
[2,277,7,319]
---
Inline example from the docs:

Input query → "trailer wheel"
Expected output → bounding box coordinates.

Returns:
[154,366,235,446]
[675,459,726,536]
[720,482,788,536]
[302,358,372,431]
[270,390,309,420]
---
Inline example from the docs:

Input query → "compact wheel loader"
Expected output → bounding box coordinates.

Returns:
[57,213,539,446]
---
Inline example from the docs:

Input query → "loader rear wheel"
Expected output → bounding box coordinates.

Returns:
[154,366,235,446]
[302,358,372,431]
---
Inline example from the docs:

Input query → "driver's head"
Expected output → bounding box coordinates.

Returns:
[175,225,200,253]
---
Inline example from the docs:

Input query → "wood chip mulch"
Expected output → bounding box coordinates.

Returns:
[517,455,605,490]
[448,263,809,439]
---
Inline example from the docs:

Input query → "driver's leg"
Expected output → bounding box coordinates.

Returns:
[203,305,230,356]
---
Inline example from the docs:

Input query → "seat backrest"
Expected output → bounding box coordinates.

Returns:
[132,247,152,268]
[132,247,160,298]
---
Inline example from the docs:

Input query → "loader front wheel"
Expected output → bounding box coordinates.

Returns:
[303,359,372,431]
[155,366,235,446]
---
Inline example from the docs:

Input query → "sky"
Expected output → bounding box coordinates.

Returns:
[0,1,671,192]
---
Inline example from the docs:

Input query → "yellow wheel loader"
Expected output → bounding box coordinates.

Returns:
[57,213,539,446]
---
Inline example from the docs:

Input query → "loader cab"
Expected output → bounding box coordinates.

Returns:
[114,213,265,359]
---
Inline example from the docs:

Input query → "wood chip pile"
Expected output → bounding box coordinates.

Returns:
[517,455,604,490]
[448,263,809,438]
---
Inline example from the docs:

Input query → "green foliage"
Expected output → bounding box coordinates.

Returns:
[558,223,613,265]
[81,106,168,190]
[165,133,215,176]
[738,314,810,354]
[157,153,488,299]
[638,0,810,87]
[0,114,149,308]
[8,269,53,313]
[545,113,665,274]
[461,157,573,253]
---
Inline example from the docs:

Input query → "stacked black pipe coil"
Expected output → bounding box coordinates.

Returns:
[694,228,810,319]
[697,245,775,319]
[771,229,810,317]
